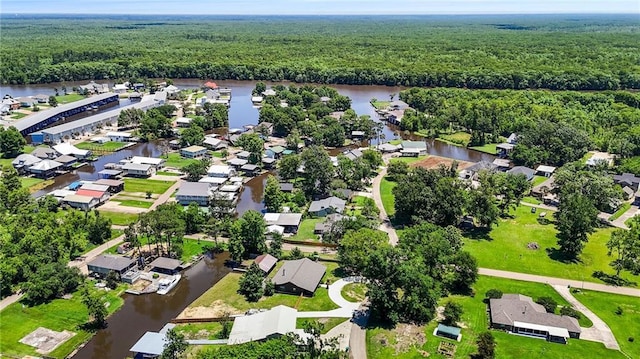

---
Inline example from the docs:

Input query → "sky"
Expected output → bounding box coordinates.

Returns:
[1,0,638,15]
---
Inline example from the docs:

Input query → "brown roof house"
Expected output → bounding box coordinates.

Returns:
[489,294,581,344]
[272,258,326,297]
[254,254,278,275]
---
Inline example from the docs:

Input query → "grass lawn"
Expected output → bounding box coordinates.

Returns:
[609,202,631,221]
[0,283,127,359]
[367,276,612,359]
[388,139,402,145]
[156,171,182,176]
[75,141,128,151]
[211,151,223,158]
[469,143,498,154]
[575,290,640,358]
[0,145,37,167]
[55,93,85,104]
[618,156,640,175]
[389,155,427,165]
[98,211,140,226]
[173,322,225,340]
[10,112,28,119]
[521,196,542,205]
[532,175,549,187]
[20,176,43,188]
[463,205,638,284]
[289,218,322,241]
[123,178,174,194]
[371,100,390,110]
[341,283,367,303]
[437,132,471,147]
[350,195,370,207]
[296,318,348,334]
[180,238,210,262]
[113,198,153,209]
[186,272,338,314]
[162,152,199,169]
[380,177,397,216]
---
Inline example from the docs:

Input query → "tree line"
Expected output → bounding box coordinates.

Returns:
[2,16,638,90]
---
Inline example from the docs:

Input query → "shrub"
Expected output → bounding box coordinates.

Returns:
[264,281,275,296]
[105,271,120,290]
[443,301,463,326]
[535,296,558,313]
[628,337,634,342]
[559,306,582,320]
[485,289,503,299]
[615,306,624,315]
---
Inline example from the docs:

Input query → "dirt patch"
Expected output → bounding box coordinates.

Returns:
[130,279,151,292]
[410,155,473,170]
[177,300,240,319]
[435,306,445,321]
[393,323,427,354]
[19,327,75,354]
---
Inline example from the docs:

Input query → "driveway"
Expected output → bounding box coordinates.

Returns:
[553,285,620,350]
[371,164,399,245]
[297,278,363,318]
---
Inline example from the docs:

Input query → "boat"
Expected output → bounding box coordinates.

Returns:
[156,274,181,295]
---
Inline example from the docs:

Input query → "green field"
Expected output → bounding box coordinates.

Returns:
[122,178,174,194]
[19,176,44,188]
[0,283,126,359]
[156,171,182,176]
[367,276,615,359]
[532,175,549,187]
[371,100,391,110]
[55,93,85,104]
[469,143,498,154]
[97,211,140,226]
[114,198,153,209]
[75,141,128,151]
[437,132,471,147]
[576,290,640,358]
[521,196,542,205]
[463,206,637,284]
[289,218,322,241]
[380,177,397,216]
[162,152,199,169]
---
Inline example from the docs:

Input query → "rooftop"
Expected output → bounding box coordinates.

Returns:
[87,255,134,272]
[308,196,346,213]
[181,145,207,153]
[490,294,580,334]
[536,165,557,174]
[63,194,95,204]
[272,258,327,293]
[264,213,303,227]
[228,305,298,345]
[177,182,211,197]
[401,140,427,150]
[149,257,182,271]
[255,254,278,273]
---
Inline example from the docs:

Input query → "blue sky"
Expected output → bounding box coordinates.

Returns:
[1,0,638,15]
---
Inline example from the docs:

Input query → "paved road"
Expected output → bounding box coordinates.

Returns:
[553,285,620,350]
[371,164,399,245]
[349,305,369,359]
[149,179,182,210]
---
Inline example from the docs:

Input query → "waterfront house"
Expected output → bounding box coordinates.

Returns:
[507,166,536,181]
[493,158,511,171]
[459,161,498,181]
[149,257,182,275]
[180,145,208,159]
[17,97,36,107]
[176,182,212,206]
[63,194,100,211]
[28,159,63,178]
[207,164,235,178]
[262,157,276,169]
[266,145,285,159]
[228,158,248,169]
[54,154,77,169]
[87,255,136,278]
[98,169,122,179]
[129,324,174,358]
[389,100,410,111]
[106,131,133,142]
[241,163,260,176]
[53,142,91,159]
[76,188,110,204]
[272,258,326,296]
[228,305,304,345]
[130,156,165,169]
[31,147,57,159]
[376,143,400,153]
[496,143,515,157]
[203,137,227,150]
[113,83,128,94]
[94,179,125,193]
[263,213,303,233]
[308,196,346,217]
[11,154,42,174]
[122,162,154,177]
[400,141,427,155]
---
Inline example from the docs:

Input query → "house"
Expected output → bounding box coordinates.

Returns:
[94,178,125,193]
[262,157,276,168]
[176,182,212,206]
[54,154,77,169]
[489,294,581,343]
[314,213,344,235]
[308,196,346,217]
[130,156,165,169]
[198,177,228,186]
[241,163,260,176]
[236,151,251,160]
[2,98,21,111]
[508,166,536,181]
[351,130,366,140]
[16,96,36,107]
[87,255,136,278]
[531,176,556,198]
[76,188,110,204]
[262,89,277,97]
[279,183,294,193]
[11,154,42,173]
[492,158,511,171]
[133,83,145,91]
[63,194,99,210]
[80,81,109,94]
[122,162,154,177]
[401,141,427,155]
[496,143,515,157]
[106,131,133,142]
[266,145,285,159]
[79,183,110,192]
[400,148,421,157]
[507,133,519,144]
[435,324,462,341]
[613,173,640,192]
[228,305,306,345]
[255,122,273,136]
[377,143,400,153]
[130,323,174,358]
[149,257,182,275]
[459,161,498,181]
[389,100,410,111]
[98,169,122,179]
[254,254,278,274]
[154,91,167,104]
[536,165,557,178]
[586,152,614,167]
[264,213,303,233]
[180,145,208,159]
[113,83,128,93]
[203,137,227,150]
[207,165,235,178]
[175,117,192,128]
[30,147,57,160]
[219,184,242,193]
[53,143,91,159]
[272,258,326,296]
[28,159,63,178]
[164,85,180,99]
[343,149,363,161]
[128,92,143,101]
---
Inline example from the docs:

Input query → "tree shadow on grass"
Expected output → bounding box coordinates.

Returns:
[78,321,107,332]
[331,267,349,280]
[546,247,580,264]
[592,271,637,287]
[463,227,492,241]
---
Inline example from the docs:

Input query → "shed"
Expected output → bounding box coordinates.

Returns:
[149,257,182,275]
[272,258,326,296]
[98,169,122,179]
[279,183,294,192]
[435,324,462,341]
[87,255,135,277]
[536,165,557,177]
[255,254,278,274]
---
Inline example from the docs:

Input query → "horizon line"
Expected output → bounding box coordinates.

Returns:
[1,12,639,16]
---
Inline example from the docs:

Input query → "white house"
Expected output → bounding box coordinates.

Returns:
[106,131,133,142]
[129,156,165,169]
[207,165,235,178]
[122,162,154,177]
[53,142,90,159]
[180,145,208,159]
[176,182,212,206]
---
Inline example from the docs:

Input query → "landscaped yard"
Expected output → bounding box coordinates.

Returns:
[379,177,397,216]
[97,211,140,226]
[113,198,154,209]
[367,275,615,359]
[288,218,322,241]
[389,155,427,165]
[0,283,127,359]
[123,178,174,194]
[75,141,128,151]
[463,205,638,284]
[20,176,43,188]
[469,143,498,154]
[162,152,199,169]
[55,93,85,104]
[576,290,640,359]
[532,175,549,187]
[341,282,367,303]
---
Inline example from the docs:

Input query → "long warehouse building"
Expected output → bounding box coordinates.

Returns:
[34,100,160,144]
[11,93,119,137]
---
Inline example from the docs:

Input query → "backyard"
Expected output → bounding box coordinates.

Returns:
[75,141,128,152]
[288,218,322,242]
[55,93,85,104]
[122,178,175,194]
[162,152,199,169]
[367,275,618,359]
[469,143,498,155]
[0,283,126,359]
[97,211,140,226]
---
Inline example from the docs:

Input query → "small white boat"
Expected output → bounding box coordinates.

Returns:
[156,274,181,295]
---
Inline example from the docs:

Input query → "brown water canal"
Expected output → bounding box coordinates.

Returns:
[72,252,231,359]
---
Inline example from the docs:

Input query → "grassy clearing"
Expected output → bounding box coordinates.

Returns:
[55,93,85,104]
[350,195,369,207]
[10,112,28,119]
[75,141,128,151]
[463,205,637,284]
[380,177,397,216]
[113,198,153,209]
[521,196,542,205]
[437,132,471,147]
[289,218,322,241]
[97,211,139,226]
[371,100,390,110]
[162,152,199,169]
[123,178,174,194]
[296,317,348,334]
[180,238,210,262]
[156,171,182,176]
[576,290,640,358]
[367,276,612,359]
[186,272,338,314]
[609,202,631,221]
[0,283,126,359]
[20,176,44,188]
[532,175,549,187]
[341,283,367,303]
[389,155,427,165]
[469,143,498,154]
[173,322,225,340]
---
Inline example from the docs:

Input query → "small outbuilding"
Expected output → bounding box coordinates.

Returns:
[254,254,278,275]
[536,165,557,178]
[149,257,182,275]
[434,324,462,341]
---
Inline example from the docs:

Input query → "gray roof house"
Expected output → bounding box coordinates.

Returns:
[12,154,42,172]
[459,161,498,180]
[149,257,182,274]
[130,323,174,358]
[343,149,363,161]
[508,166,536,181]
[228,305,304,345]
[176,182,212,206]
[87,255,135,277]
[264,213,303,233]
[272,258,327,296]
[308,196,346,217]
[314,213,344,235]
[613,173,640,192]
[31,147,57,159]
[489,294,581,343]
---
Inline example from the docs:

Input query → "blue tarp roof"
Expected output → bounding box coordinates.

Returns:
[437,324,461,337]
[68,181,83,190]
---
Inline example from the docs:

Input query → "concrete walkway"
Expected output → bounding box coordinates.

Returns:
[149,179,182,210]
[553,285,620,350]
[321,319,352,351]
[371,164,399,245]
[297,278,363,319]
[610,204,639,229]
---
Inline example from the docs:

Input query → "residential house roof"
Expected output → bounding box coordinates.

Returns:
[207,165,233,176]
[198,177,228,185]
[314,213,344,234]
[181,145,207,153]
[98,169,122,176]
[536,165,557,174]
[241,164,259,171]
[264,213,303,227]
[30,147,57,159]
[154,91,167,102]
[389,100,409,110]
[177,182,211,197]
[507,166,536,181]
[63,194,95,204]
[122,162,152,172]
[29,159,62,171]
[401,140,427,150]
[496,143,515,151]
[228,305,298,345]
[262,157,276,164]
[80,183,110,192]
[236,151,251,159]
[228,158,248,166]
[266,224,285,235]
[129,332,167,356]
[351,130,365,137]
[53,143,90,157]
[203,137,224,147]
[12,154,42,167]
[269,145,285,154]
[87,255,134,272]
[613,173,640,186]
[95,179,124,187]
[308,196,346,214]
[219,184,241,192]
[464,160,498,174]
[149,257,182,271]
[54,154,77,164]
[493,158,511,168]
[272,258,327,293]
[489,294,580,334]
[255,254,278,273]
[203,81,218,89]
[106,131,133,138]
[76,189,107,198]
[279,183,294,192]
[130,156,165,166]
[343,149,363,161]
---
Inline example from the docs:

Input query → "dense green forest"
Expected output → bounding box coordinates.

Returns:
[1,15,639,89]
